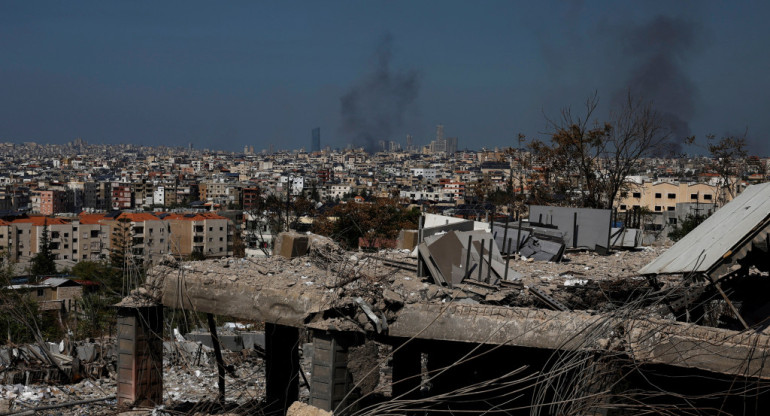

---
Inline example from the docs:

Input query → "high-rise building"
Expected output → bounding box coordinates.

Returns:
[446,137,458,155]
[406,134,413,152]
[311,128,321,152]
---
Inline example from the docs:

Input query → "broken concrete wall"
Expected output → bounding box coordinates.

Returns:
[529,205,612,251]
[610,227,641,248]
[491,224,530,254]
[422,219,474,240]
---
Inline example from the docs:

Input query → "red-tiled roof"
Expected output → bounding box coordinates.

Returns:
[78,213,107,224]
[160,212,227,221]
[117,212,161,222]
[11,216,69,226]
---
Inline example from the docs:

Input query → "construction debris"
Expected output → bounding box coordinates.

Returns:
[26,193,770,415]
[418,230,519,288]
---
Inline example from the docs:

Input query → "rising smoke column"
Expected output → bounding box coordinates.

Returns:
[611,15,704,147]
[340,34,420,152]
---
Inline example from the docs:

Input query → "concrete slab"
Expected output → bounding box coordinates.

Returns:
[529,205,612,250]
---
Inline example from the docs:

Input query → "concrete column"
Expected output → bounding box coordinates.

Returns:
[116,305,163,407]
[265,323,300,415]
[391,338,421,400]
[310,330,360,414]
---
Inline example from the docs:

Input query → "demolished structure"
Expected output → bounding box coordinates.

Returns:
[113,183,770,415]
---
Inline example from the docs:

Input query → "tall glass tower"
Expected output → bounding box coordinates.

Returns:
[311,127,321,152]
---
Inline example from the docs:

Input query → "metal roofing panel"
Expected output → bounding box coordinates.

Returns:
[639,183,770,275]
[42,277,78,287]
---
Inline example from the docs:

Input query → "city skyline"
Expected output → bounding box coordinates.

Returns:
[1,1,769,154]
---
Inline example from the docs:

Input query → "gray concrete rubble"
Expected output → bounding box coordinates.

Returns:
[103,221,770,415]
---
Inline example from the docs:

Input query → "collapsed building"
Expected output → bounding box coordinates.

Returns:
[115,182,770,415]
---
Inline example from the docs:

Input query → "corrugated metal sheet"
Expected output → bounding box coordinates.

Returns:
[639,183,770,275]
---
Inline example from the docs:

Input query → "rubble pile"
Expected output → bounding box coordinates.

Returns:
[0,339,115,385]
[147,230,672,340]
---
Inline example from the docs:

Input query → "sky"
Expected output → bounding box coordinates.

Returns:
[1,1,769,154]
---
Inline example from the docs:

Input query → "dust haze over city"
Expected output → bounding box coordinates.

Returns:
[1,1,769,154]
[4,2,770,416]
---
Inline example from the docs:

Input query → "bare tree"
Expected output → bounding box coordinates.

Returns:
[707,134,748,205]
[529,92,669,209]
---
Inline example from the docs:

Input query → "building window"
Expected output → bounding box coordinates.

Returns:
[654,206,662,212]
[667,206,675,211]
[690,193,698,199]
[703,194,713,200]
[37,289,43,297]
[668,193,676,199]
[669,218,678,225]
[654,193,662,198]
[632,192,641,198]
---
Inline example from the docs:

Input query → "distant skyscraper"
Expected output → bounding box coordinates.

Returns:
[406,134,413,152]
[435,125,444,143]
[311,127,321,152]
[446,137,458,154]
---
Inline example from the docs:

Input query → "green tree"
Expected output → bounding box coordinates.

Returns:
[110,217,132,269]
[71,260,123,338]
[313,198,419,249]
[71,260,122,293]
[668,212,708,242]
[31,221,57,276]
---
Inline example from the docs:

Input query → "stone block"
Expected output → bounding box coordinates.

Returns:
[397,230,419,250]
[275,232,310,259]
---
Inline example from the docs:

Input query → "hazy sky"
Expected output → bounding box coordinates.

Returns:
[1,1,768,154]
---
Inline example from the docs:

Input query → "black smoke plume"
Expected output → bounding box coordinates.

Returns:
[340,34,419,152]
[610,15,703,153]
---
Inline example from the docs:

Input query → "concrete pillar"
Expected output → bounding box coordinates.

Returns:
[391,338,421,400]
[310,330,360,414]
[265,323,300,415]
[116,305,163,407]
